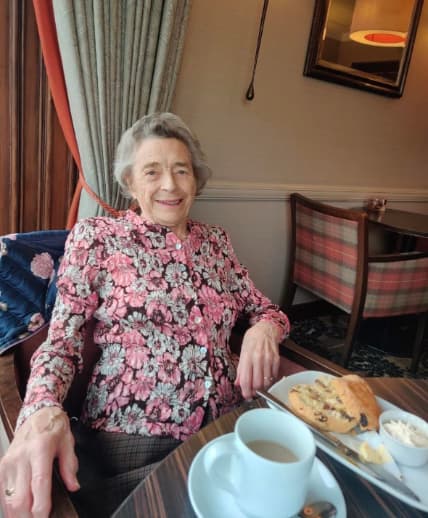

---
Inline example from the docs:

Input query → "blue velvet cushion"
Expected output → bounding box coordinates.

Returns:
[0,230,69,353]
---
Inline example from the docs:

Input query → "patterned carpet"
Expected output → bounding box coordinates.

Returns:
[290,314,428,379]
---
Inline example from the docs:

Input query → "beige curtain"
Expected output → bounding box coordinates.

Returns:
[53,0,191,218]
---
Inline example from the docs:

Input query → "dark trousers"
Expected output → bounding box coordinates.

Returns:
[70,409,214,517]
[70,422,181,517]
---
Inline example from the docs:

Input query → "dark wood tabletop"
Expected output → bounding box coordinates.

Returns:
[363,207,428,238]
[112,378,428,518]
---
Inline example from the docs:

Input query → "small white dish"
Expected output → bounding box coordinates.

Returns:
[188,432,346,518]
[379,409,428,468]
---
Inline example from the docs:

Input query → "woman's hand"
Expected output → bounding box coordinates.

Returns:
[235,321,281,399]
[0,407,79,518]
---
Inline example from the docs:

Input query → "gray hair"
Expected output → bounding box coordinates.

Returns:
[113,112,212,197]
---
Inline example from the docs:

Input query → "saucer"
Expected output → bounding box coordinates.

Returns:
[188,433,346,518]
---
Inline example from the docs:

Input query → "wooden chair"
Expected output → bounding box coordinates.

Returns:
[284,193,428,370]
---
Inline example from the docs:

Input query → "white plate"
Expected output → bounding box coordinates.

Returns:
[268,371,428,513]
[188,432,346,518]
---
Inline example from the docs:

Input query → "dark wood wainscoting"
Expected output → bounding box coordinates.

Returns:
[0,0,77,235]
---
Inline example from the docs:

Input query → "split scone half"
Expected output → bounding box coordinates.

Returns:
[288,374,380,433]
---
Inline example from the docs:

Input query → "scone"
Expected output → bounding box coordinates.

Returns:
[330,374,380,431]
[288,374,380,433]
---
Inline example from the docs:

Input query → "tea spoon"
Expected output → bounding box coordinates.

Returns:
[298,500,337,517]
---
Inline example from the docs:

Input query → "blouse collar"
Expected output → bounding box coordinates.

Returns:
[124,209,195,245]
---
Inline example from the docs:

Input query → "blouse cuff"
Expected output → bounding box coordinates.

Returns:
[16,401,64,432]
[251,315,290,343]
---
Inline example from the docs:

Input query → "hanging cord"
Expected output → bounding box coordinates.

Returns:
[245,0,269,101]
[78,170,123,217]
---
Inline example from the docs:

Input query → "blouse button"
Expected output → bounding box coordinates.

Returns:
[200,346,207,354]
[175,243,182,250]
[205,380,212,389]
[195,316,202,324]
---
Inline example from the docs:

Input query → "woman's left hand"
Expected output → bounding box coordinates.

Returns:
[235,321,281,399]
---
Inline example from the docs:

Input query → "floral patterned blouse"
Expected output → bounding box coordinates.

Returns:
[18,211,289,440]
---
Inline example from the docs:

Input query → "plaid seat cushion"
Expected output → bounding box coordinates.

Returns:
[294,204,359,313]
[364,257,428,318]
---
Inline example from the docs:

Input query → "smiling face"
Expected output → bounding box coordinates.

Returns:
[127,137,197,238]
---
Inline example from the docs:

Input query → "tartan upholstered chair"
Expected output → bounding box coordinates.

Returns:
[284,193,428,370]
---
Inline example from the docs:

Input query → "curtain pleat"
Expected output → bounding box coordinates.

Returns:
[52,0,191,220]
[32,0,84,229]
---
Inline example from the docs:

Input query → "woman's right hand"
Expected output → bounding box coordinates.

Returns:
[0,407,80,518]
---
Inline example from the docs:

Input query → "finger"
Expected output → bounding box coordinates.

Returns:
[241,371,253,399]
[251,349,265,392]
[3,500,25,518]
[0,475,17,518]
[264,347,280,385]
[237,356,253,399]
[30,450,54,518]
[0,459,17,499]
[263,348,274,388]
[272,351,280,379]
[57,435,80,492]
[31,471,52,518]
[7,462,32,518]
[234,371,240,386]
[0,455,21,516]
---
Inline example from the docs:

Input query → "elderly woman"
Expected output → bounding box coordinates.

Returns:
[0,113,289,517]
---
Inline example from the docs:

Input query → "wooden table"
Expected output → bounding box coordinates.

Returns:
[364,207,428,239]
[112,378,428,518]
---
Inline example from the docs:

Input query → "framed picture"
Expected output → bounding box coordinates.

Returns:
[304,0,424,97]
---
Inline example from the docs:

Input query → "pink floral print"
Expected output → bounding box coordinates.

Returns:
[18,211,289,440]
[30,252,54,279]
[27,313,45,332]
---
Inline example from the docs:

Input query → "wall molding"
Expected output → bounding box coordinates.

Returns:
[199,181,428,203]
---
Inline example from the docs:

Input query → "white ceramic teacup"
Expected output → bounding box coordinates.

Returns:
[203,408,315,518]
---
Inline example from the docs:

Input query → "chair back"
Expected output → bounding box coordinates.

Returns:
[289,193,368,314]
[364,254,428,318]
